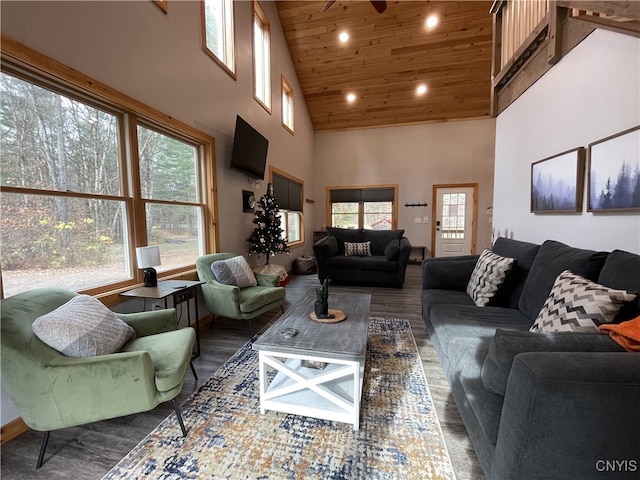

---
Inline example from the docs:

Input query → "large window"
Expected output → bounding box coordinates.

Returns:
[201,0,236,78]
[253,1,271,111]
[329,186,398,230]
[0,51,216,298]
[271,168,303,246]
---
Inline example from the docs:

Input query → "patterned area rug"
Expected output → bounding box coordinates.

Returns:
[103,318,455,479]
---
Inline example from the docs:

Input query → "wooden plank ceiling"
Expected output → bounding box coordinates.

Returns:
[276,1,494,132]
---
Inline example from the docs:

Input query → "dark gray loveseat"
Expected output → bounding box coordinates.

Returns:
[421,238,640,480]
[313,227,411,288]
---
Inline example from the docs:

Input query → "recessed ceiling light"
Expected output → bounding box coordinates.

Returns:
[426,15,438,29]
[346,93,356,103]
[339,31,349,43]
[417,84,427,95]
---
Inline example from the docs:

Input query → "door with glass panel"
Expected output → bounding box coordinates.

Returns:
[432,185,477,257]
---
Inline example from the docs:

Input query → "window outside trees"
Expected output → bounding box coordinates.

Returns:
[329,186,397,230]
[202,0,236,77]
[0,70,210,297]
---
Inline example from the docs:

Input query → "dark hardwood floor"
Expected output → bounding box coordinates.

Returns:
[0,265,484,479]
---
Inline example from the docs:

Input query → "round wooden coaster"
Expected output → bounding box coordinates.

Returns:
[309,309,347,323]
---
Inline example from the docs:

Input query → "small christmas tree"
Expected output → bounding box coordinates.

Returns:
[247,183,289,264]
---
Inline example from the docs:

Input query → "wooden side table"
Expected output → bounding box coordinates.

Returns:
[121,280,204,357]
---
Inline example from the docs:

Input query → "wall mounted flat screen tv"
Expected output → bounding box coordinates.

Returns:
[230,115,268,180]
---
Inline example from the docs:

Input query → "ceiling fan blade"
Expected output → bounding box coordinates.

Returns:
[371,0,387,13]
[320,1,335,12]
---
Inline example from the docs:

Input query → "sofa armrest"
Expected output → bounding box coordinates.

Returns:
[421,255,479,291]
[492,352,640,480]
[313,235,337,264]
[116,308,177,336]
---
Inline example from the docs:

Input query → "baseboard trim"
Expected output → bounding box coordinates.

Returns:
[1,417,29,444]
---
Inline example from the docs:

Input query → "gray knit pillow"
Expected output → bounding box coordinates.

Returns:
[466,249,516,306]
[211,255,257,288]
[32,295,136,357]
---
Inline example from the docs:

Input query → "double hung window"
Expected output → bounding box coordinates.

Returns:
[281,76,294,133]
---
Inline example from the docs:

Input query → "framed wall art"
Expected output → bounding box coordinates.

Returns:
[588,125,640,212]
[531,147,585,213]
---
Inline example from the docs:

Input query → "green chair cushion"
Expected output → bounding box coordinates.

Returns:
[121,328,195,393]
[239,287,285,313]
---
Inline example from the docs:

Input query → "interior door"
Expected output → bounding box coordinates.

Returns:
[433,185,477,257]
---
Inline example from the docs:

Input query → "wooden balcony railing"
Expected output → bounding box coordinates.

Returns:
[490,0,640,116]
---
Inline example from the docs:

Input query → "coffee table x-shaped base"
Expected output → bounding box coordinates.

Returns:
[257,350,365,430]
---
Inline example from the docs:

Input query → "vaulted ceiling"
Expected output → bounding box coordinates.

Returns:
[275,1,494,132]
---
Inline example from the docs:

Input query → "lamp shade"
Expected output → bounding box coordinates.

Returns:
[136,246,161,269]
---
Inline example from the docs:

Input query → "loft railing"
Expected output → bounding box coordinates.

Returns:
[490,0,640,116]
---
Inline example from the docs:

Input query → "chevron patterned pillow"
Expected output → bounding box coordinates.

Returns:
[344,241,372,257]
[466,249,516,306]
[530,270,637,333]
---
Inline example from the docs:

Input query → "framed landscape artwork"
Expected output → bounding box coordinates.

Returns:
[531,147,585,213]
[588,125,640,212]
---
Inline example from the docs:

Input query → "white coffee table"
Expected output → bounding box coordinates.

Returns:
[252,291,371,430]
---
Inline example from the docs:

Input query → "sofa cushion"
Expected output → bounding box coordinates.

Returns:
[598,249,640,321]
[211,255,257,288]
[429,304,532,367]
[384,239,401,261]
[448,336,504,445]
[121,328,194,393]
[529,270,637,333]
[481,329,624,396]
[325,236,339,257]
[466,249,516,307]
[363,229,404,256]
[489,238,540,309]
[345,241,372,257]
[327,227,363,254]
[32,295,136,358]
[357,255,398,272]
[518,240,608,320]
[238,286,285,313]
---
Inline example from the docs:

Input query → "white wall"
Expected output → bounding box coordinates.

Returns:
[314,119,496,254]
[0,0,316,268]
[493,29,640,253]
[1,0,315,426]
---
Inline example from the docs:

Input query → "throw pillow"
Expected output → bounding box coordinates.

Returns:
[344,241,372,257]
[32,295,136,358]
[384,239,401,261]
[481,329,624,396]
[466,249,516,307]
[211,255,257,288]
[529,270,637,333]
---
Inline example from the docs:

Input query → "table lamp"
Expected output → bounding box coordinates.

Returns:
[136,246,161,287]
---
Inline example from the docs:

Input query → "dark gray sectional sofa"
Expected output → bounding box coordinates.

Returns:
[421,238,640,480]
[313,227,411,288]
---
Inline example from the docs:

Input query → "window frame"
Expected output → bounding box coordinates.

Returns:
[281,75,294,134]
[327,184,399,230]
[270,166,304,247]
[252,0,271,113]
[0,38,218,300]
[201,0,236,80]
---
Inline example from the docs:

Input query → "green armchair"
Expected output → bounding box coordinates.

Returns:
[0,287,195,468]
[196,253,285,334]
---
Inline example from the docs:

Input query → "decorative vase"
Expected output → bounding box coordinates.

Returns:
[314,302,329,317]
